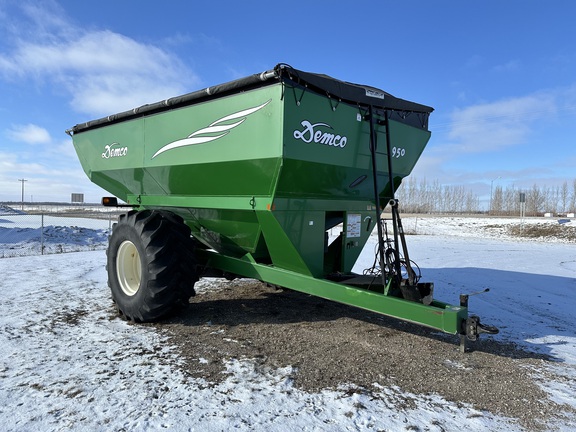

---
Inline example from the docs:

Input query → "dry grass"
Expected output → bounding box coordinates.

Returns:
[507,223,576,242]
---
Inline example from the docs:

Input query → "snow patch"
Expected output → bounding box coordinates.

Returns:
[0,216,575,430]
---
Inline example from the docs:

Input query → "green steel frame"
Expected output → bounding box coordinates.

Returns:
[69,65,498,348]
[198,248,467,335]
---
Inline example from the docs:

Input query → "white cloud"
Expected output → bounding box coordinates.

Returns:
[444,93,556,152]
[464,54,484,69]
[492,59,520,73]
[0,148,106,202]
[6,123,51,144]
[0,6,199,117]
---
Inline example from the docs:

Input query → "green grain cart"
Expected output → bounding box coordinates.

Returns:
[67,64,497,351]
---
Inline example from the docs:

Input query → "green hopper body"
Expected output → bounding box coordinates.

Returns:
[70,65,431,279]
[68,65,482,341]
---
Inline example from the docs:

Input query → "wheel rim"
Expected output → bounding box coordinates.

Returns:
[116,240,141,296]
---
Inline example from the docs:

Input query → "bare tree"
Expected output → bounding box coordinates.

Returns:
[503,186,519,216]
[560,181,569,214]
[465,189,480,213]
[396,177,576,216]
[571,179,576,213]
[527,184,544,216]
[543,185,560,215]
[491,185,504,215]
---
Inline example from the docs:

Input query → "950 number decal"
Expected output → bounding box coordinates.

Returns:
[392,146,406,158]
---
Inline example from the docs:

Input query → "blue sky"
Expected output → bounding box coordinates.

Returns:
[1,0,575,204]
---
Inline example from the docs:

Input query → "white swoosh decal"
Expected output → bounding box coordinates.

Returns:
[152,99,271,158]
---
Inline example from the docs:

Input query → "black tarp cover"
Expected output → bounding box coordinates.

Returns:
[277,64,433,114]
[68,64,433,134]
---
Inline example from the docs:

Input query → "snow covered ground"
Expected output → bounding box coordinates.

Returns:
[0,213,575,431]
[0,207,110,257]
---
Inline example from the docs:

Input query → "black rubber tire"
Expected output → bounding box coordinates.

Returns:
[106,210,197,322]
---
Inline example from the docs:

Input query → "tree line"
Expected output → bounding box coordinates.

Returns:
[394,177,576,216]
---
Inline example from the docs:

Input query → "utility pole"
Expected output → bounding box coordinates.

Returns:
[18,179,27,211]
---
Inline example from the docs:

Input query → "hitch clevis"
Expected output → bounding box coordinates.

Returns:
[459,289,499,352]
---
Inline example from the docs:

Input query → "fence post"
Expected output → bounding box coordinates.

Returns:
[41,214,44,255]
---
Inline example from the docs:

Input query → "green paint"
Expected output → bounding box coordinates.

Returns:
[199,249,466,335]
[69,74,468,336]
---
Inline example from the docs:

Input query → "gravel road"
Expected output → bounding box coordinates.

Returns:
[151,279,570,431]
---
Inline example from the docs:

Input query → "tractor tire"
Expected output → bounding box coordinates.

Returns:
[106,209,198,322]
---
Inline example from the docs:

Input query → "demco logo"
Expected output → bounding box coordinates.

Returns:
[102,142,128,159]
[293,120,347,148]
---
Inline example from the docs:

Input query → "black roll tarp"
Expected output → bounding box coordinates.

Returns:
[68,64,432,134]
[276,64,433,114]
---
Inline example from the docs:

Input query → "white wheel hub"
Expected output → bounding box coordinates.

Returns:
[116,240,142,296]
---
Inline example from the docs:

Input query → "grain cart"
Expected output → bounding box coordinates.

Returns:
[67,64,497,351]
